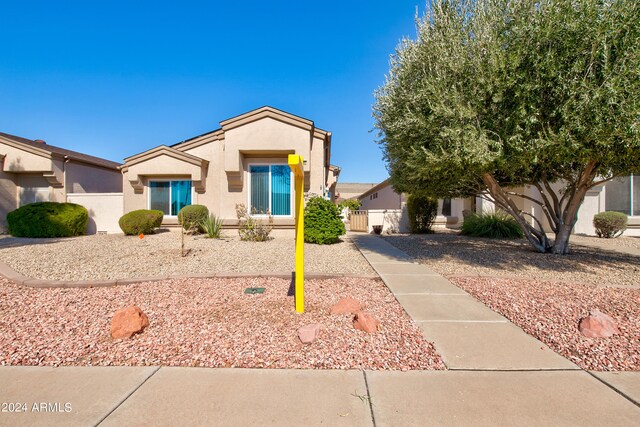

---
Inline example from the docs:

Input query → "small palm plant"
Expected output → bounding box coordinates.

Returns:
[201,213,224,239]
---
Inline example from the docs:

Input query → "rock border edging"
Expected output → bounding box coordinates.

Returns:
[0,261,380,289]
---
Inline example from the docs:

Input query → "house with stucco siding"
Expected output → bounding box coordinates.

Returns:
[0,132,122,229]
[120,106,339,230]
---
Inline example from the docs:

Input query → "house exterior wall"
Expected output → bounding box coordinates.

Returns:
[0,141,121,229]
[66,161,122,193]
[66,193,124,234]
[121,108,333,232]
[0,167,17,229]
[360,184,404,210]
[1,144,53,172]
[476,180,640,237]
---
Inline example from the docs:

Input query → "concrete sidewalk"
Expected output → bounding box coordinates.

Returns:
[1,366,639,426]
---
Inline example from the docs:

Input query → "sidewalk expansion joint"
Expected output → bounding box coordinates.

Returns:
[394,292,468,296]
[94,366,161,426]
[586,371,640,409]
[362,371,377,427]
[378,273,441,276]
[416,320,509,323]
[448,368,582,372]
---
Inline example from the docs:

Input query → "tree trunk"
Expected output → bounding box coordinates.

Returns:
[550,161,597,255]
[481,174,551,253]
[551,223,573,255]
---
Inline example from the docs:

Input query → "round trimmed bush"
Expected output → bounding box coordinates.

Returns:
[177,204,209,232]
[7,202,88,237]
[593,211,627,238]
[407,194,438,233]
[304,196,346,244]
[119,209,164,235]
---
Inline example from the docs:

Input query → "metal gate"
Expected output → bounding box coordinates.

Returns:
[350,210,368,232]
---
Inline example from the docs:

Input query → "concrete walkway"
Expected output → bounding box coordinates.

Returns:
[351,233,578,371]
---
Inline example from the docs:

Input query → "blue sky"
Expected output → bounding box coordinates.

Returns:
[0,1,425,183]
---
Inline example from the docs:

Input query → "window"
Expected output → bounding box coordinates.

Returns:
[249,165,291,216]
[442,198,452,216]
[19,187,49,206]
[606,175,639,216]
[149,180,192,216]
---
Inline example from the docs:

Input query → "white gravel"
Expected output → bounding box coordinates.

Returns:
[0,276,445,370]
[0,230,375,281]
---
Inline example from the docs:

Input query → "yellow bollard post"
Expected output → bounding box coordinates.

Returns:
[288,154,305,313]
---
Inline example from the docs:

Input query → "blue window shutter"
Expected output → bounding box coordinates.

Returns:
[271,165,291,215]
[250,166,269,214]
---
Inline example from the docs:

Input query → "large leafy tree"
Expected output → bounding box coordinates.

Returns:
[374,0,640,254]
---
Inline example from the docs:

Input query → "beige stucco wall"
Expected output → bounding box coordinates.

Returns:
[0,166,17,228]
[66,193,124,234]
[66,161,122,193]
[474,181,640,237]
[223,117,311,190]
[1,144,52,172]
[123,112,329,229]
[360,184,404,210]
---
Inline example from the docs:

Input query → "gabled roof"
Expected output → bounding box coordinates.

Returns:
[0,132,121,169]
[220,106,330,137]
[122,145,206,168]
[171,129,224,151]
[357,178,393,199]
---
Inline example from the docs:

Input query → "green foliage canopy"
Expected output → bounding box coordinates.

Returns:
[374,0,640,254]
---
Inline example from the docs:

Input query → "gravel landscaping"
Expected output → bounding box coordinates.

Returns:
[0,231,375,281]
[0,276,444,370]
[382,232,639,371]
[383,233,640,286]
[450,276,640,371]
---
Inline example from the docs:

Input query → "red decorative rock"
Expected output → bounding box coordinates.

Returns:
[298,323,323,344]
[353,311,380,334]
[578,310,619,338]
[111,306,149,339]
[330,297,362,315]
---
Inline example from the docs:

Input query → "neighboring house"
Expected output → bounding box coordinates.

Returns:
[356,178,465,233]
[120,106,337,229]
[482,178,640,237]
[358,176,640,237]
[0,132,122,229]
[334,182,376,203]
[358,178,405,210]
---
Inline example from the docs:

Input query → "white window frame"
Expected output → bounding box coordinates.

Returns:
[631,173,636,217]
[19,186,50,206]
[147,178,195,217]
[606,173,638,217]
[247,163,294,218]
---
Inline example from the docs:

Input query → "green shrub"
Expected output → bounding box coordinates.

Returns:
[178,204,209,232]
[7,202,88,238]
[236,204,273,241]
[304,196,346,244]
[338,198,362,212]
[119,209,164,235]
[593,211,627,238]
[407,194,438,233]
[461,211,523,239]
[201,213,224,238]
